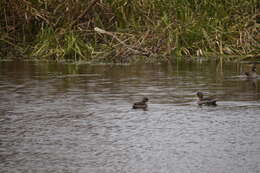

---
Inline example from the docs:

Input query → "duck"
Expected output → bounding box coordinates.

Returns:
[196,92,217,106]
[245,64,257,79]
[132,97,149,109]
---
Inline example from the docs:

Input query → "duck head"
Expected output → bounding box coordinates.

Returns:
[142,97,149,103]
[196,92,204,100]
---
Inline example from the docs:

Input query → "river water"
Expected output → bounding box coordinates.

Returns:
[0,61,260,173]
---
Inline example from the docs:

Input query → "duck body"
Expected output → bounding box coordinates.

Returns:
[245,65,257,79]
[197,92,217,106]
[133,97,149,109]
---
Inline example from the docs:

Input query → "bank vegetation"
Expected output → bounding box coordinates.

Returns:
[0,0,259,63]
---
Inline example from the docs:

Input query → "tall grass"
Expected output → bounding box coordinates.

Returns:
[31,27,93,60]
[0,0,259,62]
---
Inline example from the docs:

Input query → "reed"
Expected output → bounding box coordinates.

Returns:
[0,0,259,62]
[31,27,93,60]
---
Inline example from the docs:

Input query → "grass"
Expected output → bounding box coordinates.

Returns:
[0,0,259,63]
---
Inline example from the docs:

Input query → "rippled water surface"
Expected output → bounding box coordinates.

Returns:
[0,61,260,173]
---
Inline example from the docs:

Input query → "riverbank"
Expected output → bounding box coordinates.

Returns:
[0,0,259,63]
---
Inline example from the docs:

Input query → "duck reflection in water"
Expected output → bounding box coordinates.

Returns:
[133,97,149,110]
[247,78,257,88]
[245,64,257,79]
[245,64,258,88]
[196,92,217,106]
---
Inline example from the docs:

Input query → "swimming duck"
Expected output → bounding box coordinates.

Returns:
[133,97,149,109]
[196,92,217,106]
[245,64,257,79]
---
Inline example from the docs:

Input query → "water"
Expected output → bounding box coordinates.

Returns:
[0,61,260,173]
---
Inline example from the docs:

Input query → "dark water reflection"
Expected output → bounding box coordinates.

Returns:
[0,61,260,173]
